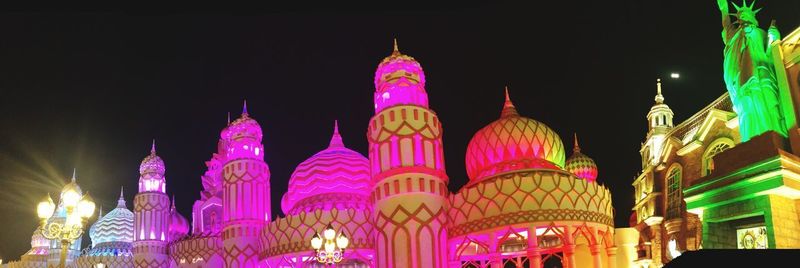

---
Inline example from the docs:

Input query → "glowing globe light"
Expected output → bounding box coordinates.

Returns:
[670,73,680,78]
[78,193,96,218]
[62,189,81,209]
[37,194,56,220]
[310,224,348,264]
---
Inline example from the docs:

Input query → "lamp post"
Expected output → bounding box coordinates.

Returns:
[37,190,95,268]
[310,223,349,265]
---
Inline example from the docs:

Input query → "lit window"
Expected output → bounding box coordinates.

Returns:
[255,147,260,156]
[666,166,682,219]
[703,141,732,176]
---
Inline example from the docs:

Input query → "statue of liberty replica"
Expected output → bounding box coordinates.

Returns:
[717,0,789,142]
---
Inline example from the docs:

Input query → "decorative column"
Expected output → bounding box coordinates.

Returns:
[589,227,603,268]
[606,246,618,268]
[221,104,271,268]
[369,41,448,268]
[562,226,576,268]
[488,232,502,268]
[133,142,171,268]
[527,226,542,268]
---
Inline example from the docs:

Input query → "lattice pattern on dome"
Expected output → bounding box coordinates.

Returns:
[448,170,613,237]
[373,40,429,112]
[466,115,566,182]
[565,152,598,182]
[260,207,374,258]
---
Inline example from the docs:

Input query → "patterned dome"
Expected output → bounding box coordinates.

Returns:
[373,39,429,112]
[465,89,566,183]
[222,101,263,142]
[139,141,165,175]
[168,197,190,241]
[281,121,371,214]
[89,189,134,247]
[565,134,598,182]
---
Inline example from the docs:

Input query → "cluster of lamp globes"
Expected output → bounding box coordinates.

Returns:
[310,224,350,264]
[36,187,96,240]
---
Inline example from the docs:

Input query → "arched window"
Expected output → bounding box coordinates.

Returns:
[666,164,682,219]
[702,138,734,176]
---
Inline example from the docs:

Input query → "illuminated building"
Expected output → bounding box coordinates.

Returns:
[630,2,800,265]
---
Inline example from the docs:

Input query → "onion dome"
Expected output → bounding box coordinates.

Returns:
[88,188,134,247]
[222,100,263,142]
[373,39,429,112]
[168,197,190,241]
[281,121,371,214]
[61,169,82,196]
[565,133,598,182]
[465,88,566,183]
[139,140,165,175]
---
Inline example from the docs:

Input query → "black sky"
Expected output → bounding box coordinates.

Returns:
[1,0,799,260]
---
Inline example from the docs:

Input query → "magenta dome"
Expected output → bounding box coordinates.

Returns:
[281,121,371,214]
[168,198,189,241]
[373,39,429,112]
[223,101,263,142]
[139,141,165,175]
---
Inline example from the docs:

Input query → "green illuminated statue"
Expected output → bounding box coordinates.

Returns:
[717,0,787,142]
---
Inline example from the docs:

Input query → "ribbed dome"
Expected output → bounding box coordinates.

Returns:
[281,121,371,214]
[373,39,429,112]
[139,141,165,175]
[168,197,190,241]
[565,134,598,182]
[89,189,134,247]
[465,89,566,183]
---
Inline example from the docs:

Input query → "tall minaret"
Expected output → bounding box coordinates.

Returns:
[368,40,448,268]
[133,140,171,268]
[221,101,270,268]
[643,78,674,167]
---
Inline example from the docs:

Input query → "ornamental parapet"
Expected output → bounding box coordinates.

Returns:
[260,207,374,258]
[168,231,222,265]
[448,169,614,237]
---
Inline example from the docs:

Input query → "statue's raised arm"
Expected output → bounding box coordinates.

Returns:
[718,0,731,28]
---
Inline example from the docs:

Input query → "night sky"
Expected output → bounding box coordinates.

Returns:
[1,1,799,261]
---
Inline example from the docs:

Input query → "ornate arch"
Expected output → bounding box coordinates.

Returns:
[702,137,734,176]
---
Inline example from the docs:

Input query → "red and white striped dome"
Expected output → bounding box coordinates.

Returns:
[281,121,371,214]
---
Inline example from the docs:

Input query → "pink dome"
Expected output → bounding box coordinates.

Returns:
[140,141,165,175]
[465,89,566,183]
[373,39,429,112]
[223,101,263,142]
[565,134,598,182]
[281,121,371,214]
[168,197,190,241]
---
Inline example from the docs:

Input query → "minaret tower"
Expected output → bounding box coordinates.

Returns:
[368,40,448,268]
[221,101,270,268]
[643,78,674,167]
[133,140,171,268]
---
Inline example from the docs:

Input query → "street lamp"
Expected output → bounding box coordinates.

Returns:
[37,189,95,268]
[310,223,349,264]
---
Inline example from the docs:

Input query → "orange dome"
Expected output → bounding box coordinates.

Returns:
[465,89,566,183]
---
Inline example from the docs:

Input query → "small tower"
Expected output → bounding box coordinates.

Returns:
[133,140,171,268]
[221,101,271,268]
[643,79,675,167]
[368,40,448,268]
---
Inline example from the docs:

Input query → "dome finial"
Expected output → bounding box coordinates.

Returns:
[393,38,400,54]
[655,78,665,103]
[573,133,581,153]
[118,186,126,207]
[98,205,103,219]
[171,195,177,211]
[71,168,76,182]
[328,120,344,148]
[151,139,156,154]
[501,86,519,118]
[227,112,231,125]
[242,99,249,116]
